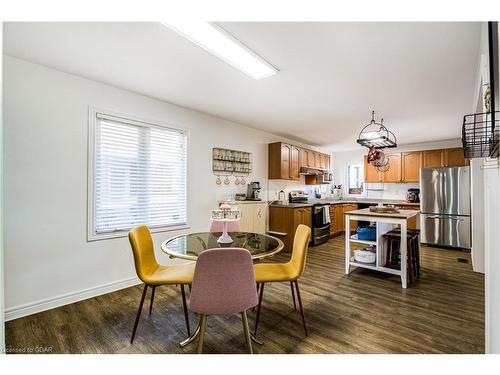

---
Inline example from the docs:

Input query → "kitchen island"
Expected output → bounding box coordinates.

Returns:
[345,208,420,288]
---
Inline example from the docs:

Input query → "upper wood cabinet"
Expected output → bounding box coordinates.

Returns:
[280,143,291,178]
[422,148,468,168]
[364,155,382,182]
[299,148,308,168]
[314,152,321,168]
[269,142,330,179]
[306,149,315,167]
[320,153,329,170]
[290,146,300,180]
[268,142,299,180]
[362,147,467,184]
[381,154,402,182]
[402,151,422,182]
[444,148,469,167]
[422,149,445,168]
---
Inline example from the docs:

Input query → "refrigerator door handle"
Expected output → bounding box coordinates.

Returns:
[425,215,464,221]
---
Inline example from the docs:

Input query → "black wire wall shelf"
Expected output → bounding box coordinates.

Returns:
[462,111,499,159]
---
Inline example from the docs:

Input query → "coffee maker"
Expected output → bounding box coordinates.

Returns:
[246,181,262,201]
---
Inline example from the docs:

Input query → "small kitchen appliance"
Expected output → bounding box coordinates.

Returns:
[288,190,309,203]
[246,181,262,201]
[405,188,420,203]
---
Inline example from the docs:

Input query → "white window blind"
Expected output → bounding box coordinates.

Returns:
[90,112,187,239]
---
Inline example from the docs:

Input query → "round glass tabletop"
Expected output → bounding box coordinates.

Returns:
[161,232,284,261]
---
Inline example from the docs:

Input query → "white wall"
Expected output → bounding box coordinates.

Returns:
[0,22,5,351]
[473,22,500,354]
[2,56,316,320]
[332,139,462,200]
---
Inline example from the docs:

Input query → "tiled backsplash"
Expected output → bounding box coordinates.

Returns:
[362,182,420,200]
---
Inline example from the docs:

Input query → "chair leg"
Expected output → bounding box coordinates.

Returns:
[253,283,265,336]
[252,283,260,312]
[149,285,156,315]
[294,280,308,336]
[130,284,148,344]
[197,314,208,354]
[180,284,191,336]
[241,310,253,354]
[290,281,297,310]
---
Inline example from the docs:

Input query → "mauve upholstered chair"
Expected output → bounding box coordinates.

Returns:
[209,219,240,233]
[189,248,258,354]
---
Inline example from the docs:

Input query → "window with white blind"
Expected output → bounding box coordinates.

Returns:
[88,110,188,240]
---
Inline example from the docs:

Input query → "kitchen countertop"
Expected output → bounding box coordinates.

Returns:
[269,198,420,208]
[345,208,420,219]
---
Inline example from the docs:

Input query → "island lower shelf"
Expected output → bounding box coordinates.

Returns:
[344,208,419,289]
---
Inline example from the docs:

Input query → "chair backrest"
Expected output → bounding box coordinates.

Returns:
[210,219,240,233]
[288,224,312,279]
[189,248,258,315]
[128,225,159,283]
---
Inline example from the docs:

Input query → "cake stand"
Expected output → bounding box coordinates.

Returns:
[213,218,239,244]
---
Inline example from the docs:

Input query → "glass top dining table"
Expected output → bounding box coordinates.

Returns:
[161,232,285,261]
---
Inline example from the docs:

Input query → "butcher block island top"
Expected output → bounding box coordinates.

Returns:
[345,208,420,219]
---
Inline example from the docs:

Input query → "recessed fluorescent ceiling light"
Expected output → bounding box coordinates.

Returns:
[163,21,278,80]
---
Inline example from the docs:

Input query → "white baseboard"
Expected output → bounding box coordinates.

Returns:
[4,276,142,322]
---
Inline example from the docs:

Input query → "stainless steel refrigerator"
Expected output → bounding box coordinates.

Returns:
[420,166,471,249]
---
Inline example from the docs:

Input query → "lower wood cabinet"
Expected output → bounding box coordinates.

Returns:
[330,204,358,236]
[239,203,267,234]
[269,206,312,252]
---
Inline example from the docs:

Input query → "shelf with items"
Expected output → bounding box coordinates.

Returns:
[212,147,252,186]
[349,234,376,246]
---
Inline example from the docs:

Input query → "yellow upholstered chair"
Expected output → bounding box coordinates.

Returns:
[253,224,311,336]
[128,225,195,343]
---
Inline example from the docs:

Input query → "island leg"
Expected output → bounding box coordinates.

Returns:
[400,219,408,289]
[345,214,351,275]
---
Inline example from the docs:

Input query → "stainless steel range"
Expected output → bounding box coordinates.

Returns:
[289,191,331,246]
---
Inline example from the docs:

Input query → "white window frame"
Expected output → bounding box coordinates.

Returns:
[87,106,190,241]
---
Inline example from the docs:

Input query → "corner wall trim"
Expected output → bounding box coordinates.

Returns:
[4,276,142,322]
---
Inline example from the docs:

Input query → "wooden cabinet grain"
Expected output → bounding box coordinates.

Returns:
[314,152,321,168]
[269,206,312,252]
[299,148,308,168]
[330,204,358,236]
[381,154,402,182]
[307,149,315,167]
[280,143,291,178]
[422,149,444,168]
[364,155,382,183]
[444,148,469,167]
[268,142,300,180]
[290,146,300,180]
[402,151,422,182]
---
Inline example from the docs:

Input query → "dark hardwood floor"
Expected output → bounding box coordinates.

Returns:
[5,236,484,354]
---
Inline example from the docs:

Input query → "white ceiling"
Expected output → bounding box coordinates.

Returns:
[3,22,481,150]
